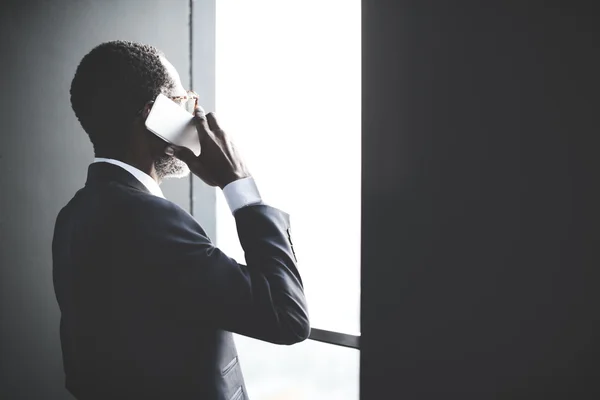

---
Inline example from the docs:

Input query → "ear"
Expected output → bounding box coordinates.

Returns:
[140,101,155,120]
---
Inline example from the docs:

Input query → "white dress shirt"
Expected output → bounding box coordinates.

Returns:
[93,158,262,214]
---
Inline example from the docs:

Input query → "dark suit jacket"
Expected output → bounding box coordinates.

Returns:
[52,162,310,400]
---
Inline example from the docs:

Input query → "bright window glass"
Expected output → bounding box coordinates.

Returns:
[215,0,361,335]
[215,0,360,397]
[235,335,359,399]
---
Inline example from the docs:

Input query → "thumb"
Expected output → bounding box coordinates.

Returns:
[167,145,196,165]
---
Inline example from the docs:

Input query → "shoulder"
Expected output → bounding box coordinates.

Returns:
[59,181,200,233]
[115,189,213,255]
[110,186,196,227]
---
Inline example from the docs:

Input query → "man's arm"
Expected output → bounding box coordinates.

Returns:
[130,198,309,345]
[146,107,309,344]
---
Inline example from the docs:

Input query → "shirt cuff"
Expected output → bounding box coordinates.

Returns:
[222,177,263,214]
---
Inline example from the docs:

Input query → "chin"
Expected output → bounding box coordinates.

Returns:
[166,165,190,179]
[154,156,190,180]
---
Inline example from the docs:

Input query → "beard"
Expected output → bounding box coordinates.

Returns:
[154,155,190,180]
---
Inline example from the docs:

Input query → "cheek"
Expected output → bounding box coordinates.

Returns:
[146,131,169,153]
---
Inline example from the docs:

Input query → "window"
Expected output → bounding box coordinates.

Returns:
[213,0,361,398]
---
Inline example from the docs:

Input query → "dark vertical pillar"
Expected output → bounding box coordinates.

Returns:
[361,1,599,399]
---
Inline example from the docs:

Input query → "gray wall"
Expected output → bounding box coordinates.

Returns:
[191,0,217,241]
[0,1,192,398]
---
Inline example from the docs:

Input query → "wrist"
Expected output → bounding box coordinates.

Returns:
[219,173,252,190]
[222,176,263,213]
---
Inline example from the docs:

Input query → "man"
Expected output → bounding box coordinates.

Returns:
[52,40,310,400]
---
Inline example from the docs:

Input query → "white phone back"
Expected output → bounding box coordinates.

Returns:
[145,93,201,156]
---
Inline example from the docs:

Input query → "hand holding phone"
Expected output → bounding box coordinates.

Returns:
[167,109,251,189]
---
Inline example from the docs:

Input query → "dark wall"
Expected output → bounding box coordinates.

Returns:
[0,1,191,398]
[361,1,599,399]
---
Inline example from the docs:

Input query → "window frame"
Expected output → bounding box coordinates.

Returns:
[190,0,361,352]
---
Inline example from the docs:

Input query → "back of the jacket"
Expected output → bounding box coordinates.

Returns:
[52,179,244,399]
[52,163,309,400]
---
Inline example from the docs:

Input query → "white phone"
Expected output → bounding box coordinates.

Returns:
[145,93,201,156]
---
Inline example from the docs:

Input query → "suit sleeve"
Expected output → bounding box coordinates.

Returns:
[128,198,310,345]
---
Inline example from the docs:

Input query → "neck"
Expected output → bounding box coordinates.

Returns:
[95,152,160,183]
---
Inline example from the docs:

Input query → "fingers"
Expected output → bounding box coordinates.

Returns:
[206,112,222,133]
[194,104,206,120]
[193,107,221,135]
[193,106,211,143]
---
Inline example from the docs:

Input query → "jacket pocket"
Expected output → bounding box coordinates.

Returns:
[230,386,243,400]
[221,356,239,376]
[286,228,298,262]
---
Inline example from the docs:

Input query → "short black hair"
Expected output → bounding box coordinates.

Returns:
[70,40,174,156]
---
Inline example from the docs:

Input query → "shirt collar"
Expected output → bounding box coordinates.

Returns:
[93,158,165,199]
